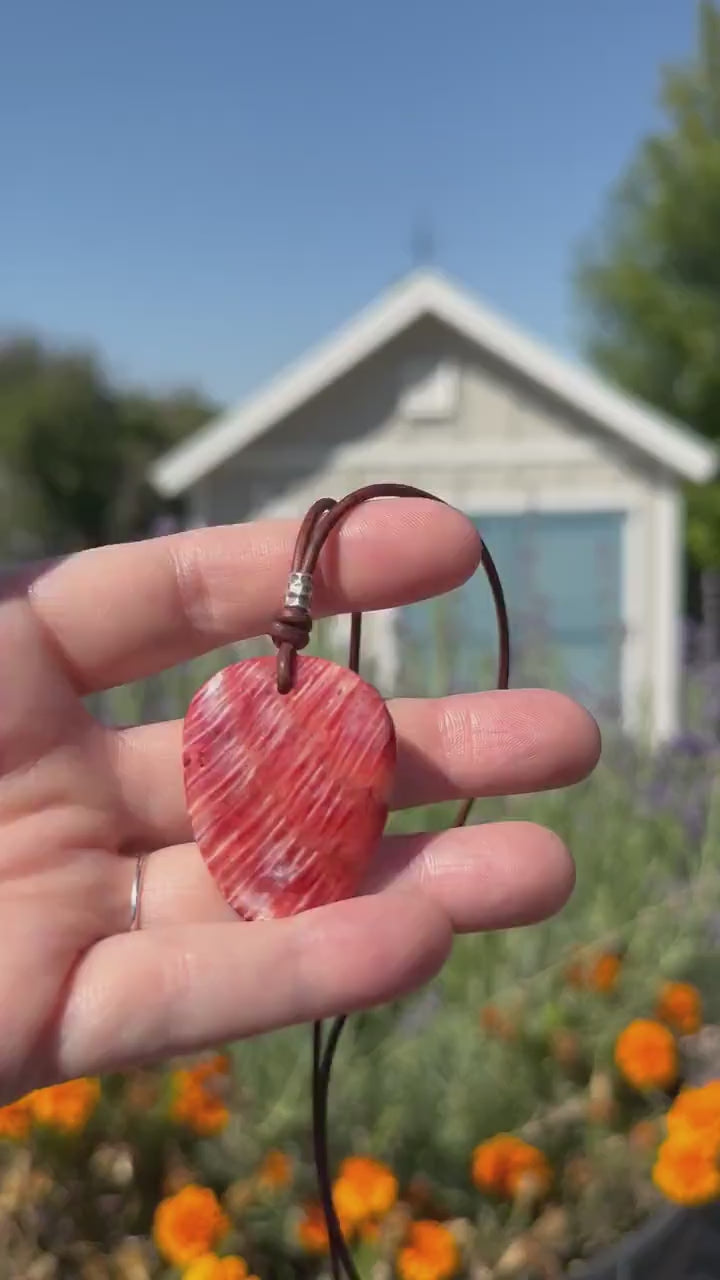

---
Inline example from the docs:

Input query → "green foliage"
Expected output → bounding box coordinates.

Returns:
[65,622,720,1271]
[0,334,216,556]
[2,732,719,1276]
[575,0,720,567]
[194,759,720,1272]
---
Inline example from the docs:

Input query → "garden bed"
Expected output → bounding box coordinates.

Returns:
[2,721,720,1278]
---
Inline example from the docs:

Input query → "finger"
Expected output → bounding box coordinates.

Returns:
[119,822,574,936]
[112,689,600,849]
[27,502,481,692]
[0,598,86,771]
[55,892,453,1077]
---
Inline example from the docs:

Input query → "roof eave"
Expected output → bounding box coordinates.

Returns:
[148,269,719,496]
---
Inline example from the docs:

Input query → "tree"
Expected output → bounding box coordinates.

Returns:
[575,1,720,643]
[0,334,215,557]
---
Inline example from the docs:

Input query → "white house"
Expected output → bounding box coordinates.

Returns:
[150,269,717,741]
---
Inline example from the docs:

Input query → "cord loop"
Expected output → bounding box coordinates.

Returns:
[269,483,511,1280]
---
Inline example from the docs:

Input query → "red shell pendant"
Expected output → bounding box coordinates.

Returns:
[183,655,396,920]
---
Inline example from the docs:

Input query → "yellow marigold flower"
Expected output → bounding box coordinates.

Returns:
[656,981,703,1036]
[0,1096,32,1140]
[397,1220,459,1280]
[614,1019,678,1092]
[153,1184,230,1267]
[257,1148,292,1189]
[29,1078,100,1133]
[169,1070,229,1137]
[471,1135,552,1200]
[653,1135,720,1205]
[296,1201,353,1253]
[335,1155,398,1220]
[667,1081,720,1143]
[184,1256,248,1280]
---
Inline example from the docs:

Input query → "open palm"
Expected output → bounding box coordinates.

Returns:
[0,500,599,1104]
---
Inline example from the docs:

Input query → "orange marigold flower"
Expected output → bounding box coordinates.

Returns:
[169,1070,229,1137]
[656,982,703,1036]
[590,953,621,993]
[667,1081,720,1143]
[564,950,621,993]
[297,1203,330,1253]
[297,1201,353,1253]
[471,1135,552,1200]
[0,1096,32,1140]
[257,1148,292,1189]
[184,1256,248,1280]
[653,1135,720,1205]
[397,1220,459,1280]
[332,1176,368,1227]
[336,1155,398,1219]
[153,1184,230,1267]
[191,1054,232,1083]
[29,1078,100,1133]
[614,1019,678,1092]
[479,1004,517,1040]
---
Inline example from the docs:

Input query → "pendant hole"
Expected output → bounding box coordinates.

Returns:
[183,751,207,768]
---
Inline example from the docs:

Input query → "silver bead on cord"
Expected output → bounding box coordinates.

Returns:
[284,571,313,611]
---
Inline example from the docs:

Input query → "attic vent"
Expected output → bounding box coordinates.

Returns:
[398,356,460,422]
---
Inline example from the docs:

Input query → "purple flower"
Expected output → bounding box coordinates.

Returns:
[667,731,715,759]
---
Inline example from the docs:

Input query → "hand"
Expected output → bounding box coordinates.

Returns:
[0,501,599,1101]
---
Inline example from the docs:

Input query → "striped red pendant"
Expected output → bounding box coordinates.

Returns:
[183,655,396,920]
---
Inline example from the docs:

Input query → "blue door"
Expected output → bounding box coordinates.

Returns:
[396,511,625,716]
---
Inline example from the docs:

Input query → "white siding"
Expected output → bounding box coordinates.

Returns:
[193,317,680,740]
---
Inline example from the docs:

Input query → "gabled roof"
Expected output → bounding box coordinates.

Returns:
[149,269,717,496]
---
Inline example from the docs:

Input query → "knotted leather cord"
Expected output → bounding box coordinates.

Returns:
[270,484,511,1280]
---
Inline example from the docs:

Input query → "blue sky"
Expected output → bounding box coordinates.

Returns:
[1,0,696,405]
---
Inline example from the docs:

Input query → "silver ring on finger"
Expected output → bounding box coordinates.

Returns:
[129,854,148,932]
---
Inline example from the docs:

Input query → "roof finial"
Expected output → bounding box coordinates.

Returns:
[410,217,436,270]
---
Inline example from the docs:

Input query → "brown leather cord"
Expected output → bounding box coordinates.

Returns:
[269,484,511,1280]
